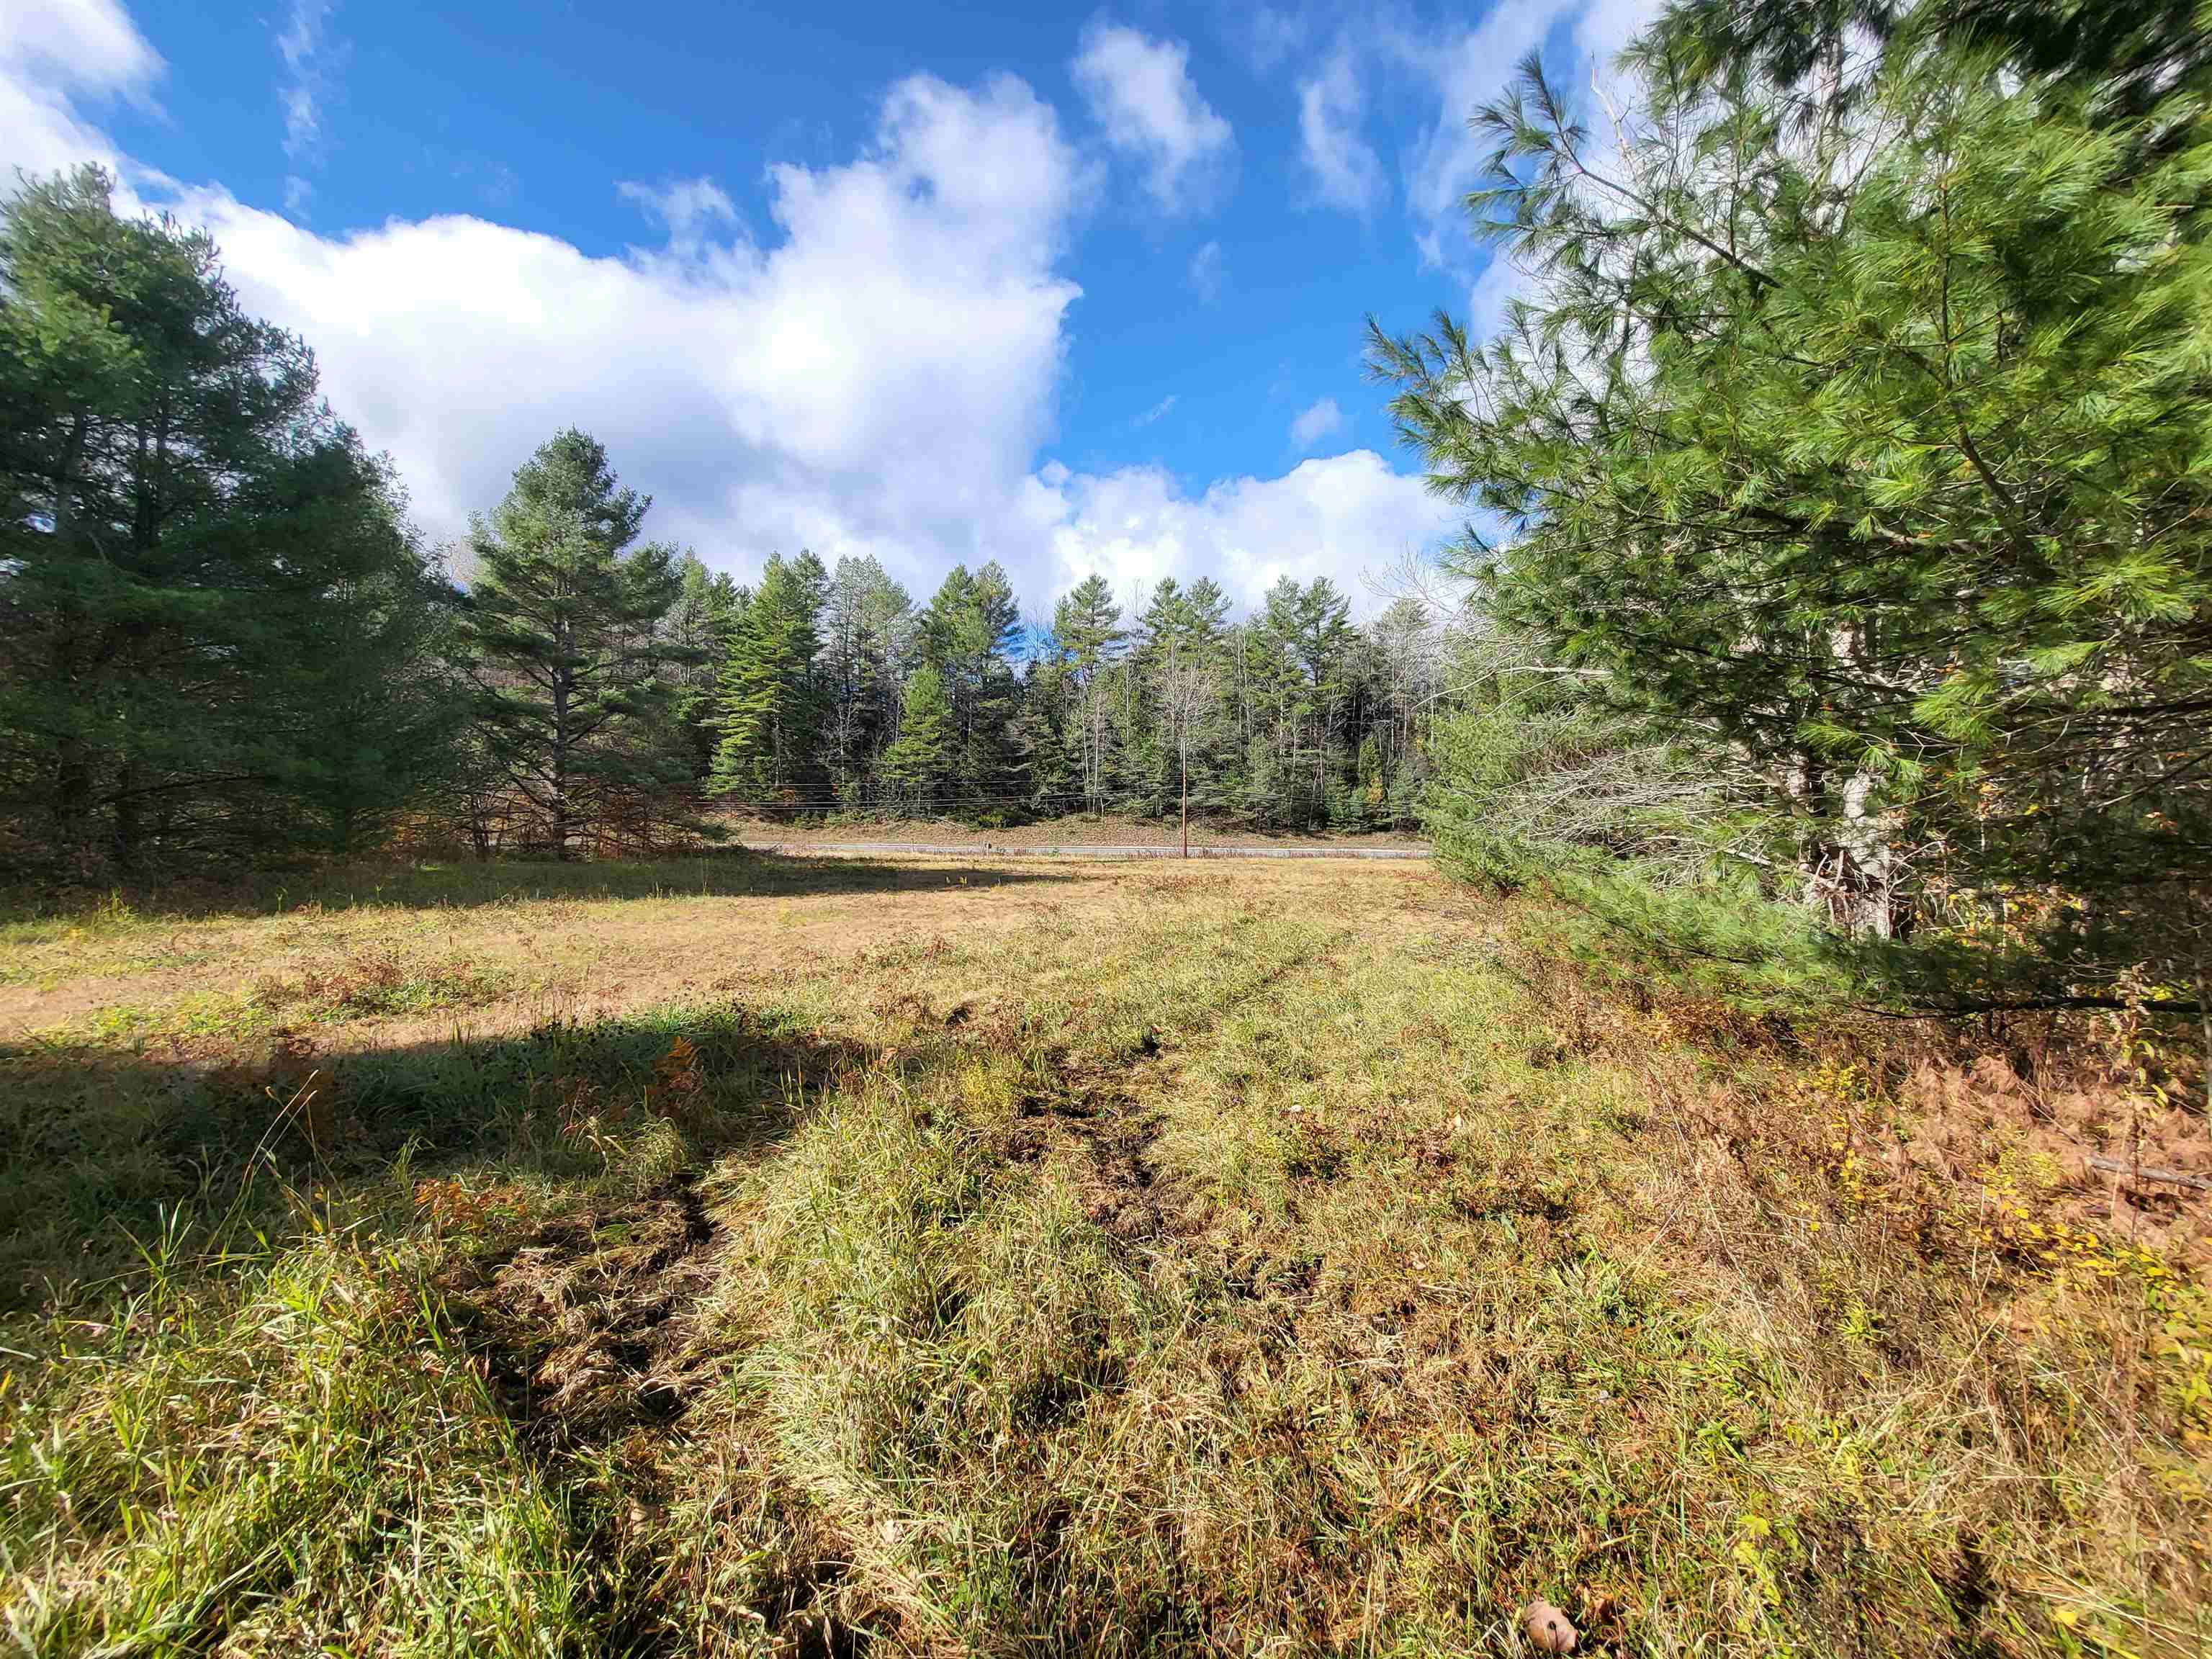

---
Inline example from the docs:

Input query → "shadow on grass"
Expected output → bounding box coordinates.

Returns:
[0,999,873,1313]
[0,848,1081,926]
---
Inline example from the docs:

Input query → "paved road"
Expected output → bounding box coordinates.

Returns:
[736,841,1429,861]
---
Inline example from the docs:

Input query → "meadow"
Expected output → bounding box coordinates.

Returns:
[1,854,2206,1656]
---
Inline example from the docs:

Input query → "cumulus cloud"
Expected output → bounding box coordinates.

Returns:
[1021,451,1451,613]
[1070,19,1233,215]
[1297,48,1384,214]
[7,0,1457,616]
[0,0,157,181]
[616,176,745,258]
[1290,397,1343,450]
[170,71,1087,597]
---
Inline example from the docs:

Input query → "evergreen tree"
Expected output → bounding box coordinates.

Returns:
[821,554,912,802]
[1052,574,1128,812]
[1371,0,2212,999]
[667,552,743,783]
[460,430,691,858]
[920,562,1024,806]
[1244,578,1355,825]
[1053,574,1128,673]
[709,552,825,801]
[275,509,469,856]
[0,166,455,873]
[881,664,955,806]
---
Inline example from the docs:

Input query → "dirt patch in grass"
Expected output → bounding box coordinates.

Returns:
[1007,1045,1177,1243]
[443,1174,905,1657]
[251,944,513,1021]
[448,1175,722,1452]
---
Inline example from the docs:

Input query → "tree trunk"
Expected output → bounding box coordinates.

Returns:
[1840,769,1897,940]
[1180,727,1189,858]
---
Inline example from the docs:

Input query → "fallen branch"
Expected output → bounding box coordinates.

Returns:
[2087,1156,2211,1192]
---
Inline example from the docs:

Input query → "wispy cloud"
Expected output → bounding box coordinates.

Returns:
[1134,393,1177,426]
[275,0,337,215]
[618,176,746,262]
[1071,19,1233,215]
[1400,0,1662,275]
[1189,239,1223,302]
[1290,397,1343,450]
[1238,6,1310,76]
[1297,45,1385,214]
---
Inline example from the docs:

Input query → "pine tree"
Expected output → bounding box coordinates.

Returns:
[667,552,742,783]
[1371,0,2212,1002]
[709,552,825,801]
[275,508,469,857]
[0,166,457,873]
[881,664,955,806]
[1052,574,1128,812]
[919,562,1023,808]
[821,555,912,803]
[460,430,691,858]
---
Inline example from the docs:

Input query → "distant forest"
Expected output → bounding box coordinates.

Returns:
[0,169,1448,877]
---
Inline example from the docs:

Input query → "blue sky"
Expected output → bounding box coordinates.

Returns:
[4,0,1656,615]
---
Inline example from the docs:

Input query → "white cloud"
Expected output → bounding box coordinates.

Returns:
[1238,6,1310,76]
[616,176,744,258]
[0,0,158,181]
[165,71,1087,599]
[1466,245,1531,346]
[275,0,337,215]
[1021,450,1453,614]
[1070,19,1233,215]
[1290,397,1343,449]
[1297,48,1384,214]
[6,0,1457,616]
[1188,238,1223,302]
[1134,394,1176,426]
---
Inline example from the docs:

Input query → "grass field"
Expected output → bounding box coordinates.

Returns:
[1,854,2207,1656]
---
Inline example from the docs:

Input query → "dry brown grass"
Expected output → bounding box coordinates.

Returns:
[1,855,2206,1656]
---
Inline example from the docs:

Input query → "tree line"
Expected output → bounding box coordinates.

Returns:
[1,167,1451,878]
[702,552,1450,830]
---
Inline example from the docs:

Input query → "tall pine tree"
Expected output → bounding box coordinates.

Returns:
[1052,574,1128,813]
[0,166,457,873]
[666,551,744,784]
[709,552,825,801]
[881,664,955,806]
[461,431,691,858]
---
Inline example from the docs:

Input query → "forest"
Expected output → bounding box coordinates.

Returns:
[0,178,1449,878]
